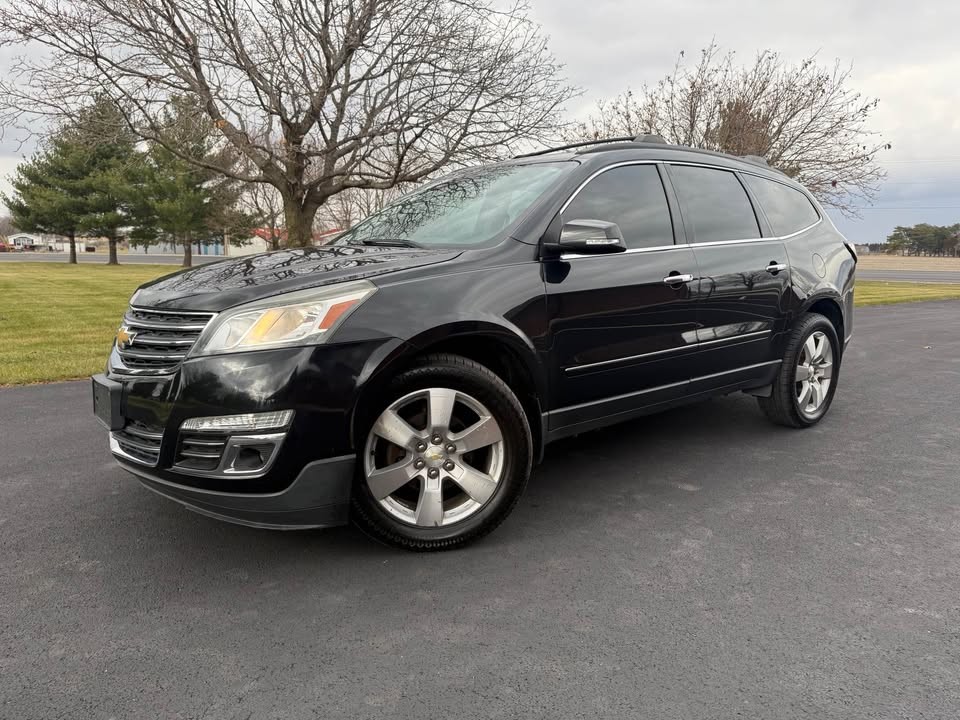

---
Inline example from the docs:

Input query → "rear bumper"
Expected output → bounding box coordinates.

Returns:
[120,454,355,530]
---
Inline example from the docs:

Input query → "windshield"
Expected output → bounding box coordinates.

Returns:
[335,162,572,248]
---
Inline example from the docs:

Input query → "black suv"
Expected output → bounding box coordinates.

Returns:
[92,136,856,550]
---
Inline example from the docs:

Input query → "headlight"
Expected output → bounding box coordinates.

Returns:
[190,280,376,356]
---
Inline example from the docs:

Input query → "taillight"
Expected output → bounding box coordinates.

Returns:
[843,241,858,263]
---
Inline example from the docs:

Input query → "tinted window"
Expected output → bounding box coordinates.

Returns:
[742,174,820,236]
[563,165,673,249]
[669,165,760,243]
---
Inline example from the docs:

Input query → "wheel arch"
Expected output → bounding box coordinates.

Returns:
[802,294,845,353]
[350,321,547,462]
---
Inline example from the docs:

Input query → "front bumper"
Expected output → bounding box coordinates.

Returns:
[122,454,355,529]
[99,338,399,526]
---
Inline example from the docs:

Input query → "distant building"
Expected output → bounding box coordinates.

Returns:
[126,228,343,257]
[854,244,871,255]
[6,232,73,251]
[129,237,228,256]
[314,228,342,245]
[229,227,342,256]
[228,229,275,257]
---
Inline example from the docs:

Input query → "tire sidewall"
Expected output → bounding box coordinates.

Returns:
[352,358,532,546]
[790,316,841,425]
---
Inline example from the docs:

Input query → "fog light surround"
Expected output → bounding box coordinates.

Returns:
[181,410,294,434]
[220,433,286,476]
[171,431,288,478]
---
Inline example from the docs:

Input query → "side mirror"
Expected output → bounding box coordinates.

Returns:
[558,219,627,255]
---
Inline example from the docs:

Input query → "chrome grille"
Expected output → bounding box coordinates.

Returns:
[114,307,215,375]
[112,421,164,466]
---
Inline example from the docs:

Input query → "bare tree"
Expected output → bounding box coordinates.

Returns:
[0,215,15,239]
[0,0,575,246]
[242,182,285,251]
[568,44,889,214]
[315,186,405,233]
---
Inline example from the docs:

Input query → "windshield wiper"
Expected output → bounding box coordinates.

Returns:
[359,238,423,248]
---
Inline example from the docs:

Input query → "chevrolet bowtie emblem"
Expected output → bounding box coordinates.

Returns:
[116,325,136,350]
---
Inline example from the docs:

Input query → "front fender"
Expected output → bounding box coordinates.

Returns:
[347,320,547,451]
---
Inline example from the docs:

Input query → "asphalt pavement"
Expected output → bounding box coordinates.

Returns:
[2,302,959,719]
[857,269,960,283]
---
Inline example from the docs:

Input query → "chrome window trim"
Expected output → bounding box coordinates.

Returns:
[565,330,772,373]
[775,219,822,240]
[664,160,823,241]
[554,156,822,260]
[738,170,823,231]
[560,218,821,256]
[558,160,661,215]
[666,159,814,195]
[684,219,821,248]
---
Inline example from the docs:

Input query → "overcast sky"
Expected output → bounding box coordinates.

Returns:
[2,0,958,244]
[528,0,960,243]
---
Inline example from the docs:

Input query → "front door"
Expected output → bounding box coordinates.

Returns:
[666,164,792,381]
[544,163,700,432]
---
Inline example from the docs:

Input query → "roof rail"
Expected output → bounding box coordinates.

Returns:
[513,134,669,159]
[513,136,636,159]
[739,154,788,176]
[740,155,770,167]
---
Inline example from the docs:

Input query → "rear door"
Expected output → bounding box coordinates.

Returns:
[665,164,792,382]
[544,163,700,431]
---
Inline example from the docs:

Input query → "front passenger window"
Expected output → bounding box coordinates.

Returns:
[562,165,673,249]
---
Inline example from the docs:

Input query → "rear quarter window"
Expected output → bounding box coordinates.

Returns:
[742,174,820,236]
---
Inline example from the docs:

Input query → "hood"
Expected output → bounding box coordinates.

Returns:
[132,245,462,311]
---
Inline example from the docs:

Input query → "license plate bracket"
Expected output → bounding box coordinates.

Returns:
[91,374,124,431]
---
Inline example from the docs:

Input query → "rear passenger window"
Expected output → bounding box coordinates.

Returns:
[563,165,673,249]
[742,174,820,236]
[669,165,760,243]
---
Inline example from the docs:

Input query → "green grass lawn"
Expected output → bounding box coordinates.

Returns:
[1,266,959,385]
[855,281,960,307]
[0,263,176,385]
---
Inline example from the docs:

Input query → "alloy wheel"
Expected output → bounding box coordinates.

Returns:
[363,388,505,527]
[795,330,833,417]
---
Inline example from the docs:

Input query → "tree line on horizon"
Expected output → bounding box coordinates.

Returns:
[883,224,960,257]
[0,1,894,261]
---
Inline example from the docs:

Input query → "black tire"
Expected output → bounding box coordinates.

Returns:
[758,313,841,428]
[351,353,532,551]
